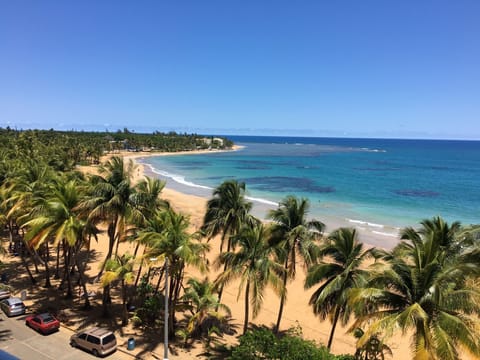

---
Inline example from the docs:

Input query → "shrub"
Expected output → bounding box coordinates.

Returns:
[229,327,353,360]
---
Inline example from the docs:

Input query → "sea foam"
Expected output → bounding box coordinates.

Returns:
[145,164,212,190]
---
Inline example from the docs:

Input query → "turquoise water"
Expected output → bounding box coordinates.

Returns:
[138,136,480,237]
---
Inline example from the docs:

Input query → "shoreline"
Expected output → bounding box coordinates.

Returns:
[126,148,402,250]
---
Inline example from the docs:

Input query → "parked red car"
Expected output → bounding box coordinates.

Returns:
[25,313,60,334]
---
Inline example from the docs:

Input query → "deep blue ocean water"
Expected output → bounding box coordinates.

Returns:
[138,136,480,238]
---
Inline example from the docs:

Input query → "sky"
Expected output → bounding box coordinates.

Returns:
[1,1,479,139]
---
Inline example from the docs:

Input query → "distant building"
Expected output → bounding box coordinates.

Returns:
[201,137,224,146]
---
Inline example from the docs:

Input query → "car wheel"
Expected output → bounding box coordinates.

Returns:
[92,349,99,357]
[70,340,77,348]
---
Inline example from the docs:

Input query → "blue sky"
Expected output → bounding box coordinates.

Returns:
[1,1,479,139]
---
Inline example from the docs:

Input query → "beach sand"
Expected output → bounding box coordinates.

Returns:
[73,151,475,359]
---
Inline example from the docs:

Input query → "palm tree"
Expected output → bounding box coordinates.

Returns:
[216,222,283,335]
[130,176,168,224]
[129,177,169,287]
[202,180,256,254]
[399,216,466,266]
[23,177,97,300]
[139,207,210,337]
[268,195,324,333]
[101,253,135,325]
[305,227,373,350]
[202,180,258,305]
[10,160,57,288]
[82,156,137,278]
[350,217,480,360]
[181,277,231,341]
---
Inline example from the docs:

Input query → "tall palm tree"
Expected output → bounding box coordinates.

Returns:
[129,176,169,287]
[139,207,210,337]
[10,160,57,288]
[202,180,258,305]
[23,177,97,300]
[82,156,137,278]
[216,222,283,335]
[350,217,480,360]
[305,227,373,350]
[268,195,324,333]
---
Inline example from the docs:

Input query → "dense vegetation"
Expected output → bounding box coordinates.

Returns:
[0,127,233,170]
[1,129,480,360]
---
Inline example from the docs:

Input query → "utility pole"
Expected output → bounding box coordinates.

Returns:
[164,257,169,360]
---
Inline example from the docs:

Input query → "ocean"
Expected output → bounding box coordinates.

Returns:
[137,136,480,246]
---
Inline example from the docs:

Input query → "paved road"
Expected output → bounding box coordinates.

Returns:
[0,312,134,360]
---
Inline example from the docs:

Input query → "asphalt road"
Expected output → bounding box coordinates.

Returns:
[0,312,134,360]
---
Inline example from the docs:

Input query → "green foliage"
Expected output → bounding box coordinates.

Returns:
[351,217,480,360]
[0,128,233,168]
[133,293,164,326]
[229,327,353,360]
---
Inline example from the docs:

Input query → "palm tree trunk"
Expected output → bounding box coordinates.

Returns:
[97,220,117,279]
[54,243,61,279]
[216,261,228,310]
[327,306,341,350]
[243,281,250,335]
[31,248,41,273]
[113,217,124,258]
[275,261,289,334]
[214,233,230,308]
[64,244,73,299]
[121,279,128,326]
[133,241,141,258]
[168,275,175,338]
[43,242,52,288]
[155,268,164,294]
[102,284,111,317]
[134,259,144,288]
[74,256,91,309]
[20,250,36,285]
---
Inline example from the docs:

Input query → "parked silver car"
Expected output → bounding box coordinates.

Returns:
[0,297,26,317]
[70,327,117,357]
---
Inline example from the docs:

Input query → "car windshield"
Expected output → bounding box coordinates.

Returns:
[42,316,54,323]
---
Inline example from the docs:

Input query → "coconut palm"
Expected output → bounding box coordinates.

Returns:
[9,160,58,288]
[82,156,137,278]
[268,195,324,333]
[305,227,373,350]
[130,176,168,224]
[202,180,257,254]
[101,253,135,325]
[350,217,480,360]
[216,222,283,335]
[23,177,98,301]
[181,277,231,342]
[129,177,169,287]
[202,180,258,305]
[139,207,210,337]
